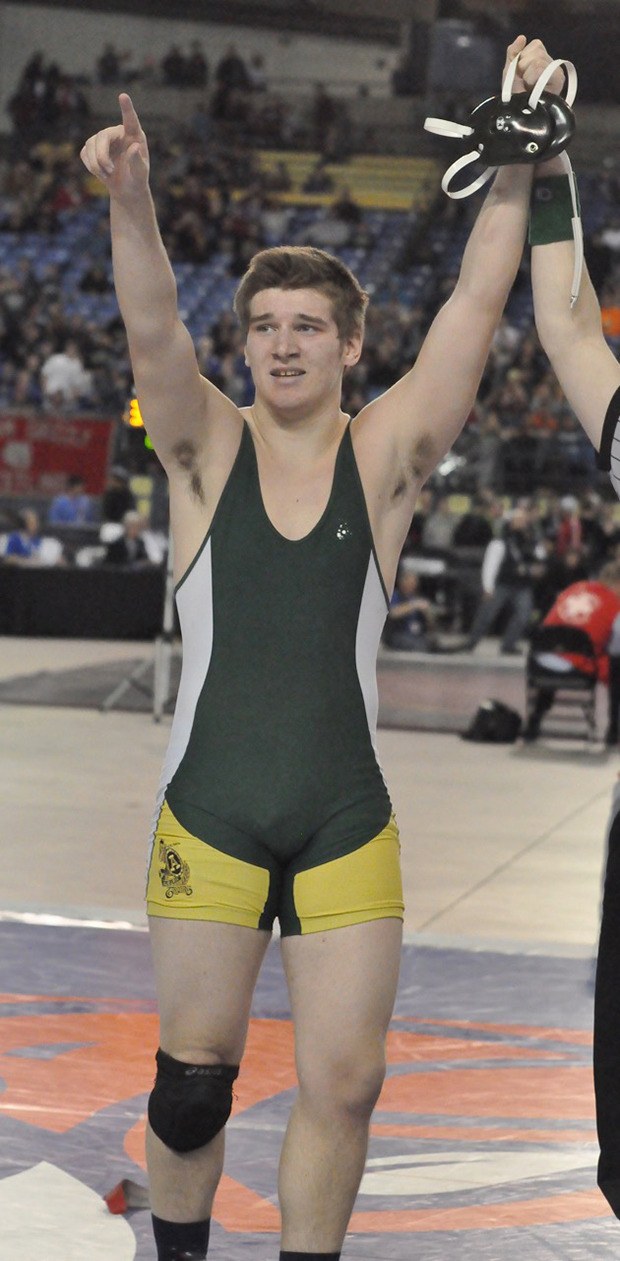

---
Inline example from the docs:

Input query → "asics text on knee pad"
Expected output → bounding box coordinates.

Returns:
[148,1048,239,1153]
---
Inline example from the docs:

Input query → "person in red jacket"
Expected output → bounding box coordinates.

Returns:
[523,559,620,743]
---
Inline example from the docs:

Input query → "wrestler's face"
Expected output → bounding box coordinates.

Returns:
[244,287,362,417]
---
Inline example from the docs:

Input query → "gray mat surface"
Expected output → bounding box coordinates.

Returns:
[0,651,532,732]
[0,656,182,714]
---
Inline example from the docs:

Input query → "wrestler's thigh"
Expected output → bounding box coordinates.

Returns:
[149,917,271,1062]
[281,917,402,1071]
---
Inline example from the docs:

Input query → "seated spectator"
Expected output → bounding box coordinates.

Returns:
[302,160,334,194]
[103,510,151,566]
[262,160,291,194]
[4,508,42,564]
[523,560,620,745]
[48,473,95,525]
[41,339,93,409]
[384,566,437,652]
[79,262,112,293]
[332,186,362,226]
[102,466,136,522]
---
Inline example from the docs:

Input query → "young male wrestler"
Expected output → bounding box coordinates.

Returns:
[81,36,561,1261]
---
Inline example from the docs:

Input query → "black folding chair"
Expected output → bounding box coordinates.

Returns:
[525,623,598,742]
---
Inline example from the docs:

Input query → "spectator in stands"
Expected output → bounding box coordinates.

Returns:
[466,505,544,654]
[580,492,612,572]
[310,82,337,151]
[79,262,112,293]
[452,491,497,549]
[555,494,582,557]
[3,508,42,564]
[523,560,620,744]
[469,410,504,491]
[186,42,209,89]
[304,208,351,250]
[332,187,362,228]
[383,565,437,651]
[402,486,433,553]
[421,492,456,551]
[161,46,188,87]
[97,43,122,85]
[246,53,267,92]
[302,160,334,194]
[41,338,93,408]
[48,473,95,525]
[102,465,136,523]
[534,541,589,618]
[262,161,291,194]
[215,44,250,92]
[103,509,151,566]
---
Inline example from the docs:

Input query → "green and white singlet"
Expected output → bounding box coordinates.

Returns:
[147,421,403,935]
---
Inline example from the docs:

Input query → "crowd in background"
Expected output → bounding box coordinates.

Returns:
[0,121,610,500]
[3,45,620,650]
[7,46,354,160]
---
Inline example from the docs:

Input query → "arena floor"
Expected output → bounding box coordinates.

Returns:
[1,635,619,1259]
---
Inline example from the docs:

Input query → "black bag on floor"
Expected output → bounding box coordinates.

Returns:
[461,699,522,743]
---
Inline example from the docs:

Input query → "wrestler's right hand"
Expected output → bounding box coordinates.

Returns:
[80,93,150,199]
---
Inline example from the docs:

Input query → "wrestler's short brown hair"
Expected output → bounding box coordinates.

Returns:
[233,245,369,342]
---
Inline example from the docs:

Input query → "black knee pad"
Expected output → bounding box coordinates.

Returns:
[148,1048,239,1154]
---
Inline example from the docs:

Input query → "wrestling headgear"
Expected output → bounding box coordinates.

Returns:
[424,55,582,305]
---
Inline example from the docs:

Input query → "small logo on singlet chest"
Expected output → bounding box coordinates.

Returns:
[335,520,353,541]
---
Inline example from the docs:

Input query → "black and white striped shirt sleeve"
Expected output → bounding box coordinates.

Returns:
[597,386,620,500]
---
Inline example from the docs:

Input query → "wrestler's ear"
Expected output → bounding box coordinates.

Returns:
[342,330,363,368]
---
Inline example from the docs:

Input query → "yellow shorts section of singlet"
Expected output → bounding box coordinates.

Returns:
[293,817,404,935]
[146,800,404,934]
[146,800,269,925]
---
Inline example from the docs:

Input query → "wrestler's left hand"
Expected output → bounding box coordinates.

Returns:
[503,35,566,96]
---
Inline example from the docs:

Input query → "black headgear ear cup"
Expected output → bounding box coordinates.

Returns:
[467,90,575,166]
[423,52,582,305]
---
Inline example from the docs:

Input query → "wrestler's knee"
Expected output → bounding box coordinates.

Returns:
[299,1048,386,1122]
[147,1048,239,1153]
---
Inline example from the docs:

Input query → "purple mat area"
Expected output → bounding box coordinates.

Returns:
[0,921,614,1259]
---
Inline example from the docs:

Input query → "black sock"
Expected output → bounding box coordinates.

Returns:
[152,1214,210,1259]
[279,1252,341,1260]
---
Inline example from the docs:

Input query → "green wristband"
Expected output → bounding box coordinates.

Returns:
[528,175,579,246]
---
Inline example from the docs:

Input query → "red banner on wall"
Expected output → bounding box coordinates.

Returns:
[0,413,115,495]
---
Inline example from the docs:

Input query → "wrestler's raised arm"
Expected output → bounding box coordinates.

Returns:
[530,153,620,493]
[354,39,564,488]
[80,94,242,479]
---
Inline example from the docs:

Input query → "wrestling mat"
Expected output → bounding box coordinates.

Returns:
[0,919,615,1260]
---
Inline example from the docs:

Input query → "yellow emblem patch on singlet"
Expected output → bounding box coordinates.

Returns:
[158,840,193,899]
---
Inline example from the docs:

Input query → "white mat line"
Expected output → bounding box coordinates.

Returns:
[0,910,148,931]
[402,929,597,957]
